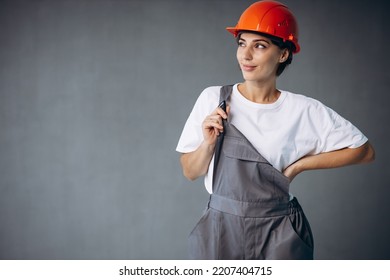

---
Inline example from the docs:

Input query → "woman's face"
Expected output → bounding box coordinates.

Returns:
[236,32,287,82]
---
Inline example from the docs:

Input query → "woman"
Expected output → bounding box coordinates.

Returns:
[176,1,375,260]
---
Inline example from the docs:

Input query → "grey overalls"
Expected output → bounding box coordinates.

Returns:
[188,85,314,260]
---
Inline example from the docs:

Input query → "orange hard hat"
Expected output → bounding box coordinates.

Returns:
[226,1,300,53]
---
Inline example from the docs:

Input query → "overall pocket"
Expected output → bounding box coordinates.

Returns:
[287,209,314,250]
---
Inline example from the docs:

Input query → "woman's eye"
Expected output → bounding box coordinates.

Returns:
[255,44,265,49]
[238,42,245,47]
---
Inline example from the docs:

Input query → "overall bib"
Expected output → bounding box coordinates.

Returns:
[188,85,314,260]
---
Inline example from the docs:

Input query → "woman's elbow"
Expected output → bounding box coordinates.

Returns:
[361,141,375,163]
[182,168,198,181]
[180,154,201,181]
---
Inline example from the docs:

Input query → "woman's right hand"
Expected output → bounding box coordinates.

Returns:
[180,105,230,181]
[202,105,230,146]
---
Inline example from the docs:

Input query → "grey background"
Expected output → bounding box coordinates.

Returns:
[0,0,388,259]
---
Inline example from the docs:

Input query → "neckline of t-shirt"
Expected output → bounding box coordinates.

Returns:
[232,83,287,109]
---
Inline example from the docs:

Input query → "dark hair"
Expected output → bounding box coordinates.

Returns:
[237,31,295,76]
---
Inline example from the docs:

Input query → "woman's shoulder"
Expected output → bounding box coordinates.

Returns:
[190,85,224,115]
[200,85,222,96]
[283,90,328,109]
[196,85,223,104]
[282,90,339,125]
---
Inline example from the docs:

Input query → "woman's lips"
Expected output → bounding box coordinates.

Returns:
[241,64,256,71]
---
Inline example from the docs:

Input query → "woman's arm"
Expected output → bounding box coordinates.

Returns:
[283,141,375,181]
[180,106,229,181]
[180,142,215,181]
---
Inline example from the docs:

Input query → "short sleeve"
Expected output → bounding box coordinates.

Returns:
[320,105,368,152]
[176,87,220,153]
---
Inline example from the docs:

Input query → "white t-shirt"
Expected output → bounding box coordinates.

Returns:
[176,84,368,194]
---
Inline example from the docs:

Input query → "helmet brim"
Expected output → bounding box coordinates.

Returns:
[225,27,300,53]
[226,27,239,37]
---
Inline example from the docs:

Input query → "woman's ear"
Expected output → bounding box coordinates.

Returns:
[279,49,290,63]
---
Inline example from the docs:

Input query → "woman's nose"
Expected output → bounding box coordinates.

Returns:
[242,47,252,60]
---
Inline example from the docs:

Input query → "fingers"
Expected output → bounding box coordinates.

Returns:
[226,105,230,115]
[214,106,228,119]
[203,114,223,131]
[202,104,230,141]
[206,105,229,128]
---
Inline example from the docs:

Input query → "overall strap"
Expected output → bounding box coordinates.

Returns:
[212,85,234,190]
[219,84,234,103]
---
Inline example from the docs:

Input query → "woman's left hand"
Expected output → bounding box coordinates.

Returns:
[283,162,301,182]
[282,142,375,182]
